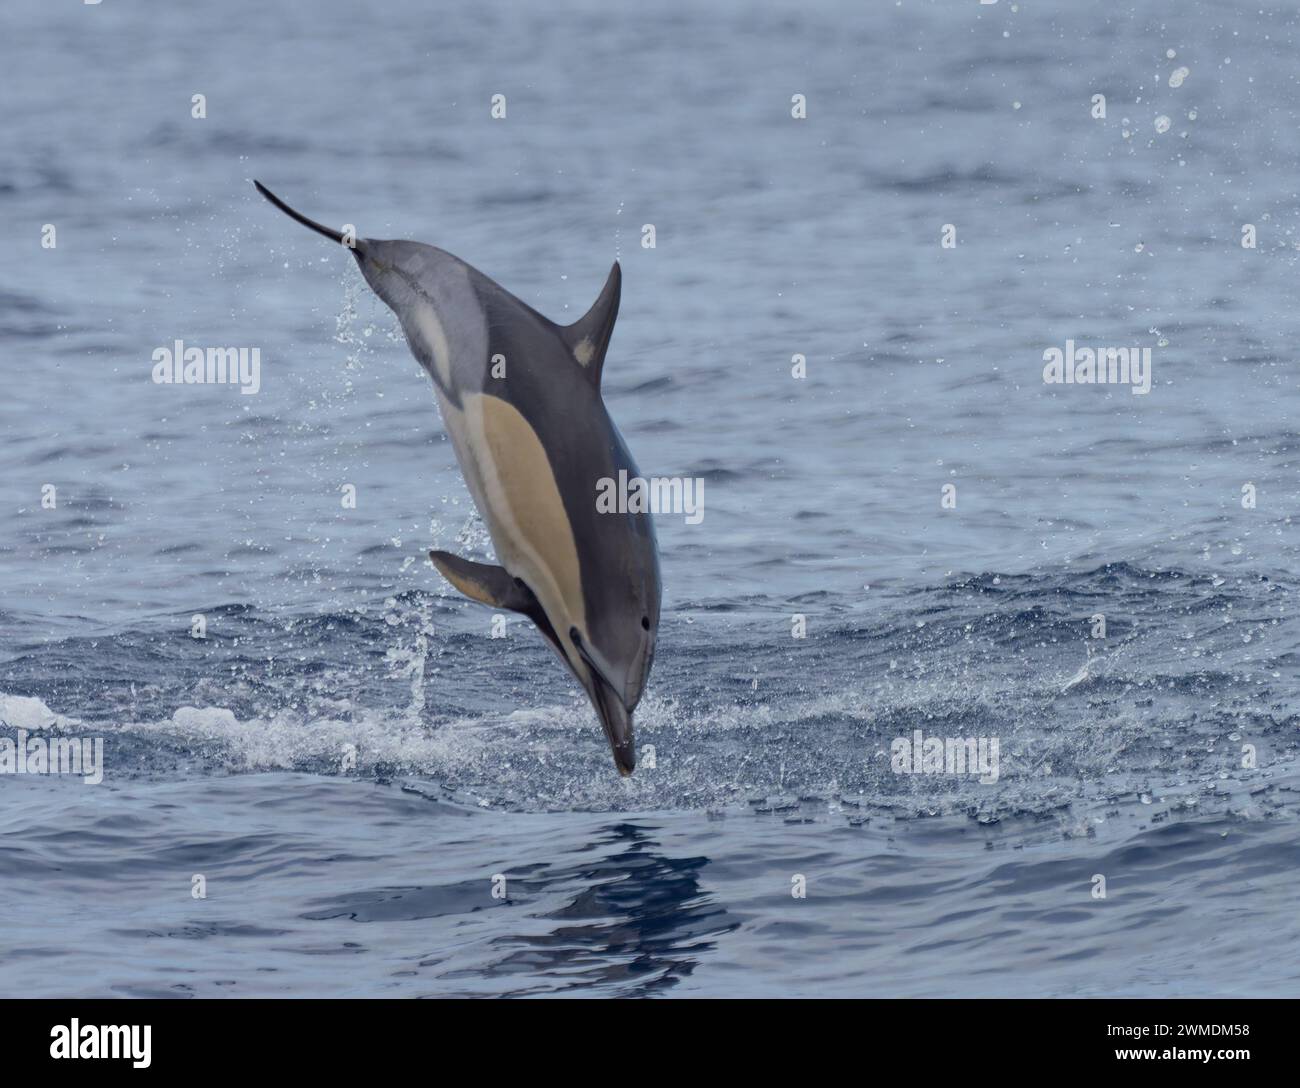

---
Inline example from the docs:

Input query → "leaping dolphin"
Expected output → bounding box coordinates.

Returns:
[254,181,660,775]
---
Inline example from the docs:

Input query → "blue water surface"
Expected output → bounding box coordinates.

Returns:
[1,0,1298,997]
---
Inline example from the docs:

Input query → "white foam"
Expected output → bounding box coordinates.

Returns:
[0,693,82,732]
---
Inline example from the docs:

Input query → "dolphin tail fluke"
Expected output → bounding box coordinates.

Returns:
[253,180,348,246]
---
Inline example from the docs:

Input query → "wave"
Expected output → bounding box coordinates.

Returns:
[2,560,1296,825]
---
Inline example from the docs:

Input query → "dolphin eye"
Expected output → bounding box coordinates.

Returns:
[641,616,650,630]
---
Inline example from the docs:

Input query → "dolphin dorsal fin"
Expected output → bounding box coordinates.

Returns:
[562,261,621,386]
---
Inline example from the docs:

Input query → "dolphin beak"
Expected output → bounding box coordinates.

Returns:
[253,180,352,248]
[589,673,636,777]
[570,630,636,775]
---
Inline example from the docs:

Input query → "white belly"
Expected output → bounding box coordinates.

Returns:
[435,388,588,660]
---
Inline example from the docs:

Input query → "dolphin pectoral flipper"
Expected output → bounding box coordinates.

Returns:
[428,550,534,612]
[429,550,565,656]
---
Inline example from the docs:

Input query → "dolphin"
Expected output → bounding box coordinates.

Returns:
[254,181,660,775]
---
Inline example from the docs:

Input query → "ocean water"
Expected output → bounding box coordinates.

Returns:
[2,0,1299,997]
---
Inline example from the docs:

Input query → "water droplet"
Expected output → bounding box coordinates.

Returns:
[1154,115,1171,134]
[1169,66,1190,88]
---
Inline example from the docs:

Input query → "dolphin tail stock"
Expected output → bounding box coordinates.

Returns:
[252,180,350,247]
